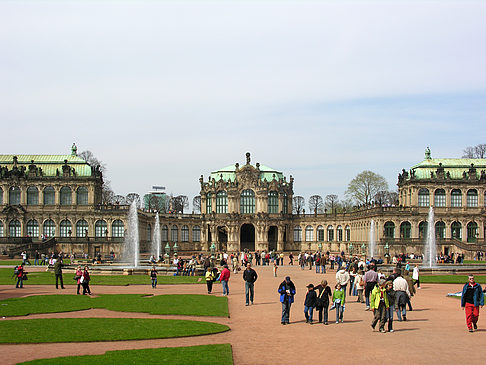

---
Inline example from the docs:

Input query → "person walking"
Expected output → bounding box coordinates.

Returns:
[304,283,317,324]
[15,264,24,288]
[412,264,421,289]
[75,265,83,294]
[243,263,258,306]
[150,266,158,288]
[461,274,484,332]
[219,264,231,296]
[385,280,396,333]
[81,266,91,295]
[278,276,296,325]
[314,279,332,324]
[363,264,379,310]
[393,273,411,321]
[370,279,389,333]
[205,267,215,294]
[336,266,350,298]
[332,283,345,323]
[54,258,65,289]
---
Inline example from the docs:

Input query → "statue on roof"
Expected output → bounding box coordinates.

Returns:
[71,143,77,156]
[425,147,431,160]
[246,152,251,165]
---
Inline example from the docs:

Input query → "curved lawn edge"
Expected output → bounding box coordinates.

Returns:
[0,318,229,344]
[18,344,233,365]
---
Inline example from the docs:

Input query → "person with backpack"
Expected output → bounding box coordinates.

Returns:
[314,279,332,324]
[15,264,25,288]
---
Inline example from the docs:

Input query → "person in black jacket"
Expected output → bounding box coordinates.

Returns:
[314,279,332,324]
[304,283,318,324]
[243,263,258,306]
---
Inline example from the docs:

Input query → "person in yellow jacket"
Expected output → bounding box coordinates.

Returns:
[205,267,215,294]
[370,278,389,333]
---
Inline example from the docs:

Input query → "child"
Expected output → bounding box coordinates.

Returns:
[273,261,278,277]
[304,284,317,324]
[332,283,345,323]
[150,266,157,288]
[355,270,365,303]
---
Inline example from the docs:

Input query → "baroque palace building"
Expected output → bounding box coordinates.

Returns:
[1,147,485,258]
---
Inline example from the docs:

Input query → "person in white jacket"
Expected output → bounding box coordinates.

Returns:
[336,268,350,297]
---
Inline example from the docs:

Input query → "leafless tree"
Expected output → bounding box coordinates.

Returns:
[171,195,189,214]
[193,195,201,214]
[308,195,324,214]
[292,196,305,214]
[101,180,115,204]
[463,143,486,158]
[374,190,399,206]
[78,150,106,173]
[324,194,339,212]
[126,193,141,208]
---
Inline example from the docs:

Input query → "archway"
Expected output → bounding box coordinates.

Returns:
[240,223,255,251]
[218,226,228,251]
[268,226,278,252]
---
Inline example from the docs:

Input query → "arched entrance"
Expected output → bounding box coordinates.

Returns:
[218,226,228,251]
[240,223,255,251]
[268,226,277,252]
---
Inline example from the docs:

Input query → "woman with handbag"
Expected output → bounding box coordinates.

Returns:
[81,266,91,295]
[75,265,83,295]
[314,279,332,325]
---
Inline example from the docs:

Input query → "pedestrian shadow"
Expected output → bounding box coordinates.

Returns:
[401,318,429,322]
[408,308,429,312]
[340,319,363,324]
[394,328,419,332]
[252,302,275,306]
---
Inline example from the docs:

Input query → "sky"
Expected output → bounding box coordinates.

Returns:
[1,1,486,210]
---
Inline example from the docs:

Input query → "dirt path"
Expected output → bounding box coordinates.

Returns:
[1,265,485,364]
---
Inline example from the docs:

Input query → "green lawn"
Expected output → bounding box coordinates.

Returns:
[421,275,486,284]
[462,260,486,265]
[20,344,233,364]
[0,294,228,317]
[0,268,203,285]
[0,318,229,343]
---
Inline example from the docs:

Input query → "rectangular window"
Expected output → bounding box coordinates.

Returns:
[467,195,478,207]
[434,194,446,207]
[418,194,429,207]
[192,227,200,242]
[451,194,462,207]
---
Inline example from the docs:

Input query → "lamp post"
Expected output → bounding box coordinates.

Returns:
[210,242,216,267]
[384,242,390,264]
[173,242,178,259]
[164,242,170,264]
[361,243,366,259]
[318,242,322,252]
[349,243,354,256]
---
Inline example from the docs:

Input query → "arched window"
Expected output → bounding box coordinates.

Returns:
[282,192,288,214]
[43,187,55,205]
[418,221,428,239]
[434,189,446,207]
[206,193,212,214]
[76,220,88,237]
[161,225,168,242]
[0,187,3,205]
[216,191,227,214]
[435,221,445,239]
[240,189,255,214]
[467,189,478,208]
[400,221,411,239]
[181,225,189,242]
[345,225,351,241]
[305,225,313,242]
[268,191,279,214]
[77,187,89,205]
[327,225,334,241]
[9,219,21,237]
[9,186,21,205]
[27,186,39,205]
[384,221,395,238]
[112,220,124,237]
[418,188,429,207]
[293,226,302,242]
[0,220,4,237]
[60,187,72,205]
[451,221,462,240]
[337,225,343,241]
[171,225,178,242]
[43,219,55,237]
[95,220,107,237]
[147,224,152,241]
[467,222,478,242]
[192,226,201,242]
[60,219,72,237]
[451,189,462,207]
[317,225,325,241]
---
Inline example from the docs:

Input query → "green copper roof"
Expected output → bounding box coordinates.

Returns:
[410,158,486,179]
[0,154,93,177]
[210,164,284,182]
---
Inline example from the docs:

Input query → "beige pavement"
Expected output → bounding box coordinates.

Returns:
[1,264,485,364]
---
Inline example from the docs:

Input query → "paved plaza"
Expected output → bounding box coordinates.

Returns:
[1,264,485,364]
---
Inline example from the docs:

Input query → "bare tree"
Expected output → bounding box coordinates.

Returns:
[374,190,398,206]
[101,180,115,204]
[78,150,106,173]
[308,195,324,214]
[324,194,339,212]
[292,196,305,214]
[113,195,126,205]
[193,195,201,214]
[462,144,486,158]
[126,193,141,208]
[171,195,189,214]
[345,170,388,205]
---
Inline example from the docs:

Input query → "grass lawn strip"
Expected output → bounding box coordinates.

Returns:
[420,275,486,284]
[0,318,229,343]
[19,344,233,365]
[0,294,228,317]
[0,268,203,285]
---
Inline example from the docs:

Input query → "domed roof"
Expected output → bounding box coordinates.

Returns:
[210,153,284,182]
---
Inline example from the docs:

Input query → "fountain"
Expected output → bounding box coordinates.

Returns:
[423,206,437,268]
[152,212,161,260]
[122,201,139,267]
[369,219,375,258]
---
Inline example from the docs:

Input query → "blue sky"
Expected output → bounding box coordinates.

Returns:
[1,1,485,209]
